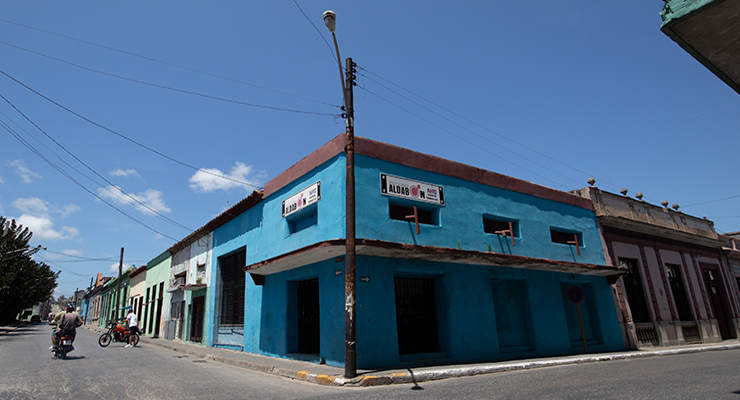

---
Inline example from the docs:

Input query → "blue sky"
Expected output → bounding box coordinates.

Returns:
[1,1,738,298]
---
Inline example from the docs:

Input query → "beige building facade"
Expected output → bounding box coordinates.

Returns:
[573,184,740,349]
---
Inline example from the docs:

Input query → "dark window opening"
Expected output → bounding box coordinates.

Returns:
[619,258,651,323]
[155,282,164,336]
[550,229,582,246]
[395,277,439,355]
[297,278,320,354]
[666,264,693,321]
[483,217,518,246]
[219,249,246,326]
[389,203,433,224]
[286,204,318,234]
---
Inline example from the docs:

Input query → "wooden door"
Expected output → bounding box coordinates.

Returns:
[190,296,205,343]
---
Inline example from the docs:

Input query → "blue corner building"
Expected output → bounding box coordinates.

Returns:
[205,134,625,369]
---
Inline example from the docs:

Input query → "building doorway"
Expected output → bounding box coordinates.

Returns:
[190,296,205,343]
[394,277,439,355]
[702,268,734,340]
[297,278,320,354]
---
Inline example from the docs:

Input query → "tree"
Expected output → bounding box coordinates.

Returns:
[0,216,59,324]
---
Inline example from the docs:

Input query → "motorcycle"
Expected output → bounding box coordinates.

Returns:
[98,321,139,347]
[52,329,75,359]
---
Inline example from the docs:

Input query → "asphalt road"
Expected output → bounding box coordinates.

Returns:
[2,323,740,399]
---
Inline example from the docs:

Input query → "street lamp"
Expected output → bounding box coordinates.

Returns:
[323,9,357,379]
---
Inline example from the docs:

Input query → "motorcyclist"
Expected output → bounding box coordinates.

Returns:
[50,304,83,351]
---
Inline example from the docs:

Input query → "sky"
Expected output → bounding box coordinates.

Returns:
[1,1,738,298]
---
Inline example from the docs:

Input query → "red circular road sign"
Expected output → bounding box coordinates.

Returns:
[567,286,584,304]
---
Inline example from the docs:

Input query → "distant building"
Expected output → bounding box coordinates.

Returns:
[128,264,148,324]
[572,184,740,348]
[142,252,170,338]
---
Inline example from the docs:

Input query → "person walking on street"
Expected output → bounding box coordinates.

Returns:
[125,309,139,348]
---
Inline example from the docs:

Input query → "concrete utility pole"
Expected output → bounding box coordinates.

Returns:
[116,247,123,321]
[344,56,357,379]
[323,10,358,379]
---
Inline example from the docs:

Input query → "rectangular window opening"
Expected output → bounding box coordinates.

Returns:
[550,228,583,255]
[389,203,436,225]
[483,216,519,246]
[286,204,318,234]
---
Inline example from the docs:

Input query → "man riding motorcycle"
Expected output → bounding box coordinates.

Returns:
[50,304,83,352]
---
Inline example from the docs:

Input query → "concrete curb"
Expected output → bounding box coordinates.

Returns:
[81,326,740,387]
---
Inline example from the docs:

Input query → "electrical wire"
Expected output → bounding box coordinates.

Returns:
[0,100,194,233]
[359,71,586,189]
[0,18,338,109]
[292,1,337,61]
[355,83,570,190]
[0,106,180,242]
[0,40,338,117]
[0,69,262,190]
[357,66,622,192]
[683,194,740,209]
[41,250,119,262]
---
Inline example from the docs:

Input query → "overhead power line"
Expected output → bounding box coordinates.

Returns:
[355,82,569,190]
[0,107,193,233]
[0,40,338,117]
[0,69,261,190]
[42,250,119,262]
[0,18,338,108]
[357,66,621,193]
[0,98,180,242]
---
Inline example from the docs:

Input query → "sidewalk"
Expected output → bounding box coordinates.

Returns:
[80,325,740,387]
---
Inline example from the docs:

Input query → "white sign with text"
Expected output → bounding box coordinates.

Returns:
[380,174,445,205]
[282,181,321,218]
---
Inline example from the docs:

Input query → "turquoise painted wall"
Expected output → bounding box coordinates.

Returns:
[206,150,622,368]
[209,155,346,349]
[354,155,605,265]
[352,256,623,368]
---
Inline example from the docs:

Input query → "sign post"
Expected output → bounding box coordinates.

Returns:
[567,286,587,353]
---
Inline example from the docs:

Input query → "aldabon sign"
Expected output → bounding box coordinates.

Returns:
[282,181,321,218]
[380,174,445,206]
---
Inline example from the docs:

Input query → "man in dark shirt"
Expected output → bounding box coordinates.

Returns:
[51,304,83,350]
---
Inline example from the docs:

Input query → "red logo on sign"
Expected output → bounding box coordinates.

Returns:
[410,185,421,198]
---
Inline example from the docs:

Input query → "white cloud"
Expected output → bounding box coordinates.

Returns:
[108,262,131,273]
[11,197,80,242]
[15,214,79,241]
[97,186,170,216]
[61,204,81,219]
[189,162,262,193]
[109,168,140,178]
[7,159,42,183]
[0,175,5,184]
[12,197,49,215]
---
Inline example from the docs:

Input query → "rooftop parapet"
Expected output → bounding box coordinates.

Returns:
[571,184,719,246]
